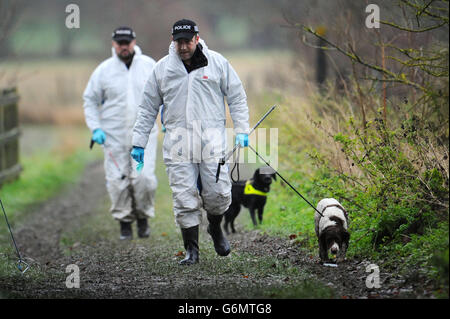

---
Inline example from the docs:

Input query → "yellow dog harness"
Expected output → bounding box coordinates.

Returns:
[244,180,268,197]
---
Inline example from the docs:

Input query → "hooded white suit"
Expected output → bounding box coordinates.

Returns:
[132,39,249,228]
[83,45,159,222]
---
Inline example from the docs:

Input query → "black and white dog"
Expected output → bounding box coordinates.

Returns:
[314,198,350,263]
[223,167,276,234]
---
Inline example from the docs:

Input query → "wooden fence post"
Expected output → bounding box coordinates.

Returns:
[0,87,22,187]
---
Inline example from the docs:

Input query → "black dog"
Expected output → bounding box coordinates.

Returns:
[223,167,276,234]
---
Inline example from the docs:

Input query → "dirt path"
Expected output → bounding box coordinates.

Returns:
[0,160,434,299]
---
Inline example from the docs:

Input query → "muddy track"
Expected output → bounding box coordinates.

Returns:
[0,160,434,299]
[231,228,434,299]
[15,161,108,265]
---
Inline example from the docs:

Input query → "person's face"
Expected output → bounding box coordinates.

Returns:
[112,39,136,59]
[174,35,199,61]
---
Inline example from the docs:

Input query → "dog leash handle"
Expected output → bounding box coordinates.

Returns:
[215,158,225,183]
[215,105,277,183]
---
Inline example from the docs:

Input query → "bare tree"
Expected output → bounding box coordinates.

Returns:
[0,0,24,58]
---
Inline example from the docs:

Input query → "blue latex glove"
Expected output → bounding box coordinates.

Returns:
[92,128,106,145]
[235,133,249,147]
[131,146,144,164]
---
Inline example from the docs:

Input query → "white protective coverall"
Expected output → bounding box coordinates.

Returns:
[83,45,159,222]
[132,39,249,229]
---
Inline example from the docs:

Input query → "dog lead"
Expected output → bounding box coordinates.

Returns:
[247,144,325,218]
[215,105,277,183]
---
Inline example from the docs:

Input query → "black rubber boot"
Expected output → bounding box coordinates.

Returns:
[137,218,150,238]
[120,221,133,240]
[179,226,199,265]
[207,214,231,256]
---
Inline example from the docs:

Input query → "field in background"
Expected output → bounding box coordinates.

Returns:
[0,50,301,221]
[0,60,97,125]
[0,50,300,126]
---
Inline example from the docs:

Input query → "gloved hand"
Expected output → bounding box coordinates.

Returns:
[235,133,249,147]
[131,146,144,163]
[92,128,106,145]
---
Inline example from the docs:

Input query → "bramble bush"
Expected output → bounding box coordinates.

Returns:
[276,0,449,292]
[308,108,448,259]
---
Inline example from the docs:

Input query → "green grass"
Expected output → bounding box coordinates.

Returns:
[0,149,101,221]
[237,152,324,270]
[239,90,321,247]
[0,129,102,282]
[239,173,319,248]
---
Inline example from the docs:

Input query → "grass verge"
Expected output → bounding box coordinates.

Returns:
[0,127,102,281]
[243,90,449,298]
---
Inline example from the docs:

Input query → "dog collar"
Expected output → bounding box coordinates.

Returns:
[322,204,348,219]
[244,180,268,197]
